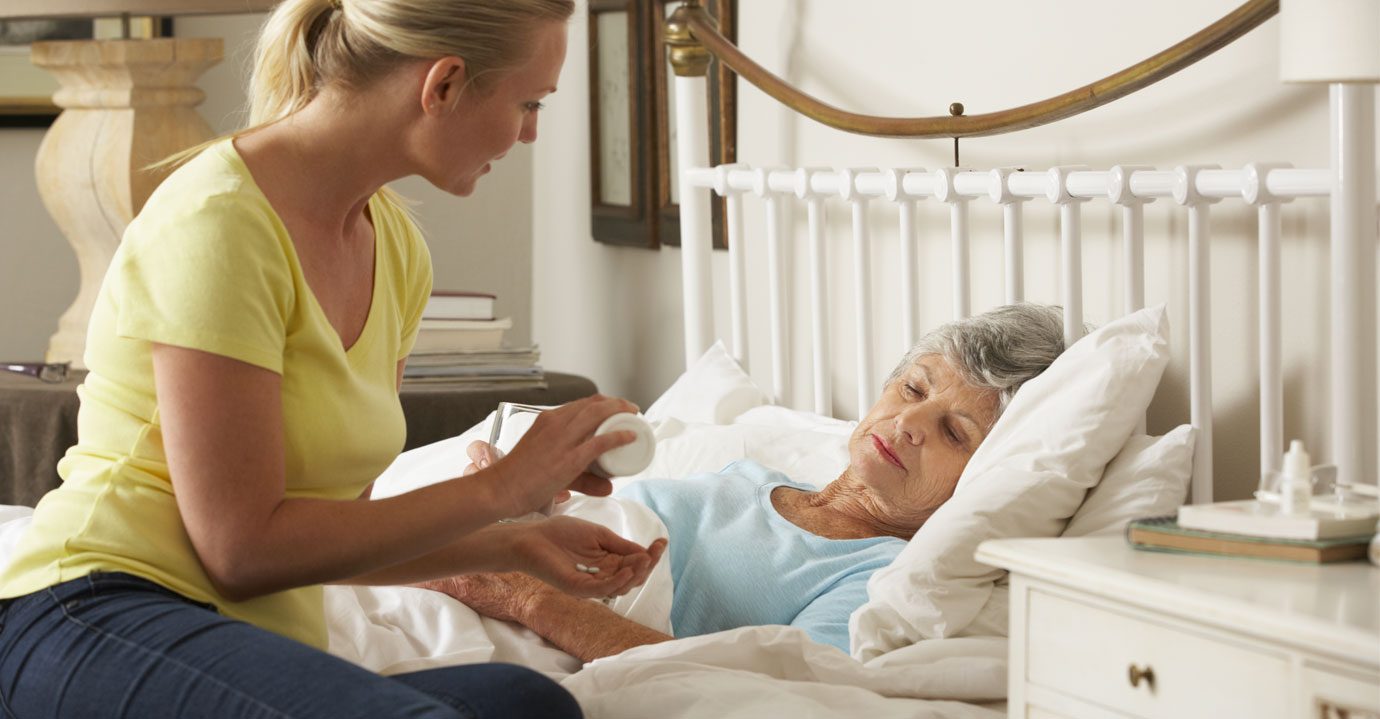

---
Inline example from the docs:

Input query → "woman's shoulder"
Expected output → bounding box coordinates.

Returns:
[130,139,280,245]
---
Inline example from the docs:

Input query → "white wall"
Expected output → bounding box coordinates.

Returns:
[535,0,1376,501]
[0,13,536,358]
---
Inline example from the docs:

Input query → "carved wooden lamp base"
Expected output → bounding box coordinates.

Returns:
[32,37,221,367]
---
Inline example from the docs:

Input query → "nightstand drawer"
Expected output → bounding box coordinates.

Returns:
[1026,588,1292,719]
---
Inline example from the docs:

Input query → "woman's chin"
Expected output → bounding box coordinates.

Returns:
[448,180,478,197]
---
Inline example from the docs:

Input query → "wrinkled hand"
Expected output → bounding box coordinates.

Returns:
[433,571,548,625]
[479,394,641,515]
[512,516,667,599]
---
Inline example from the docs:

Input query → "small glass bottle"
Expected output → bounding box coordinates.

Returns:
[1279,440,1313,517]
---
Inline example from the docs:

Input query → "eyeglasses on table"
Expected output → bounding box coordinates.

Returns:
[3,361,71,384]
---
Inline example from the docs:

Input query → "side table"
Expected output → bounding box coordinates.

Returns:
[0,370,597,507]
[976,536,1380,719]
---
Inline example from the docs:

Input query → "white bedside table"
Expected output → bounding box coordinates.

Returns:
[975,537,1379,719]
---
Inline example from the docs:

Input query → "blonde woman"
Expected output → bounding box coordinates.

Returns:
[0,1,662,716]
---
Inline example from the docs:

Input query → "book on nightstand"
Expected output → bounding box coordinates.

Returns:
[412,317,513,353]
[403,344,546,390]
[1127,515,1373,563]
[425,290,496,321]
[1175,498,1379,540]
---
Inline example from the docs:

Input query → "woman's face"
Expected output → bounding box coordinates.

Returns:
[424,21,568,196]
[846,355,999,527]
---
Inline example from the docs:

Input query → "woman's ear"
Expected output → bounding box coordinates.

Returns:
[420,56,467,115]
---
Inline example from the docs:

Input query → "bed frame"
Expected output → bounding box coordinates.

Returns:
[666,0,1377,506]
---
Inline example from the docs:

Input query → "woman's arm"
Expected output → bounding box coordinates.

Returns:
[432,571,674,663]
[154,343,639,602]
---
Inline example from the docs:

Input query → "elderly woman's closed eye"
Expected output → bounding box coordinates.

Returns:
[424,303,1068,663]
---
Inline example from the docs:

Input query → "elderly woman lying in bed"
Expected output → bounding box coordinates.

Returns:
[428,303,1066,662]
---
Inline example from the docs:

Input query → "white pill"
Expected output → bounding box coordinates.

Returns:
[585,566,601,574]
[575,563,589,572]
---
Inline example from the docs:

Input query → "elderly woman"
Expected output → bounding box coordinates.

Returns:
[433,304,1066,661]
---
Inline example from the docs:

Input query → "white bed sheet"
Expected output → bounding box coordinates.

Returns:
[0,498,1005,718]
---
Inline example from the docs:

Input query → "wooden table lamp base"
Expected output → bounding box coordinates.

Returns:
[32,37,222,367]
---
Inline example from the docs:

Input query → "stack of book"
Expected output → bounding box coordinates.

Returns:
[1128,499,1377,563]
[406,291,545,390]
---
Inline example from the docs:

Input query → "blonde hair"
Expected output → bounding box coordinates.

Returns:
[250,0,574,125]
[158,0,573,169]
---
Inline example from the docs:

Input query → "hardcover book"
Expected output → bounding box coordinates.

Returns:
[1176,498,1378,540]
[1127,515,1372,563]
[411,317,512,353]
[424,291,497,321]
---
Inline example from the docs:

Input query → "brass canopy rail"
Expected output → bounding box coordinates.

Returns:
[666,0,1278,139]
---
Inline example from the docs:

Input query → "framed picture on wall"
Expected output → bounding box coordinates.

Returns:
[588,0,736,250]
[588,0,656,248]
[0,17,169,128]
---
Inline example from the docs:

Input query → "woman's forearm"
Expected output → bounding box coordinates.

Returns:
[519,589,674,663]
[198,474,520,600]
[338,523,524,587]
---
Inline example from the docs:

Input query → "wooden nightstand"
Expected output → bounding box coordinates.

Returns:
[976,537,1379,719]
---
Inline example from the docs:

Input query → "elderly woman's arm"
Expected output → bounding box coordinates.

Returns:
[425,572,673,662]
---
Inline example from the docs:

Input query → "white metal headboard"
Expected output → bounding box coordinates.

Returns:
[670,26,1376,507]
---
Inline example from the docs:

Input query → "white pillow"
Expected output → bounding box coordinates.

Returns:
[849,305,1171,660]
[644,340,768,425]
[626,416,851,490]
[733,404,855,436]
[1063,425,1195,537]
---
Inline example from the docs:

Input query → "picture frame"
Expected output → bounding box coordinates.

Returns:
[588,0,736,250]
[588,0,656,248]
[0,17,170,129]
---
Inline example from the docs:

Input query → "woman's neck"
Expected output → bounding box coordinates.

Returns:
[235,90,411,242]
[771,475,918,541]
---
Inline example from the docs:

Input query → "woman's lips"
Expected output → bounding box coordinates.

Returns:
[871,434,905,469]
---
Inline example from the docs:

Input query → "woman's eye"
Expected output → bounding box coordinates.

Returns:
[524,101,545,112]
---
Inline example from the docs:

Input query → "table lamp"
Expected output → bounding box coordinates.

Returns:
[0,0,278,367]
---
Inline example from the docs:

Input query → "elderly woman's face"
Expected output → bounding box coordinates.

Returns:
[847,355,999,525]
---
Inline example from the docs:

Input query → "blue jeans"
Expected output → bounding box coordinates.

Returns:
[0,572,581,719]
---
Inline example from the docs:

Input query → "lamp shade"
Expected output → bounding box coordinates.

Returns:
[1281,0,1380,82]
[0,0,277,19]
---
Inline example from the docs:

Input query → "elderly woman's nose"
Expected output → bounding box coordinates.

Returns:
[893,403,935,443]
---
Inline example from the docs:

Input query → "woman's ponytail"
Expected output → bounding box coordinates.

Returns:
[249,0,339,126]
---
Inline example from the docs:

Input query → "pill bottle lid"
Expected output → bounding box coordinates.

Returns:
[594,413,656,477]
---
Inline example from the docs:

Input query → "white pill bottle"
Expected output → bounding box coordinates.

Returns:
[589,413,656,478]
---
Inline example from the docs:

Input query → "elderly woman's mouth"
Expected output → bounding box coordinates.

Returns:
[871,434,906,469]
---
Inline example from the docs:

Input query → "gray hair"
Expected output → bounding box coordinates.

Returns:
[886,303,1070,423]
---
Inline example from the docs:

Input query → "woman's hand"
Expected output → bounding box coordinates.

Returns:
[463,441,571,506]
[510,516,667,599]
[479,394,641,516]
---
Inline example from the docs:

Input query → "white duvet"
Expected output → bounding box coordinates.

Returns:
[0,498,1004,719]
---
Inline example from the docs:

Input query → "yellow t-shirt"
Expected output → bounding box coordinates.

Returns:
[0,139,432,649]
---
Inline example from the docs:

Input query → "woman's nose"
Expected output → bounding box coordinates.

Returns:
[895,403,934,445]
[519,115,539,144]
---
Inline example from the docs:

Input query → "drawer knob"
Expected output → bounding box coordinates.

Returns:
[1127,664,1155,690]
